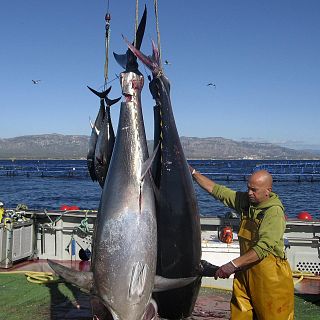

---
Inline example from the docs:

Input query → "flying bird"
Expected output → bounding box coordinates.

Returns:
[32,80,41,84]
[206,83,216,88]
[164,60,171,65]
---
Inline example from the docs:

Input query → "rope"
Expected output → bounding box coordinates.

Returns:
[104,9,111,85]
[77,217,90,236]
[41,209,64,231]
[134,0,139,47]
[0,270,56,284]
[154,0,162,63]
[25,271,55,284]
[292,270,316,286]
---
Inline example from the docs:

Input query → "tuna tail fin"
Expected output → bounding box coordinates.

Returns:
[113,52,127,70]
[87,86,112,99]
[134,5,147,51]
[47,259,93,292]
[125,38,162,77]
[153,275,198,292]
[199,259,220,277]
[113,5,147,71]
[105,96,121,107]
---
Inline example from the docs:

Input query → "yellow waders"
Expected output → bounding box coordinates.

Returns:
[230,216,294,320]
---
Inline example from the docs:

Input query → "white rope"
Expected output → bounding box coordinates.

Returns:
[134,0,139,47]
[154,0,162,63]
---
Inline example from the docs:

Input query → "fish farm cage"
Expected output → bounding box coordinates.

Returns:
[191,160,320,182]
[0,162,90,179]
[0,160,320,182]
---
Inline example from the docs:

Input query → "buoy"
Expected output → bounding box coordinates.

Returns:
[69,206,80,211]
[219,226,233,244]
[60,204,70,211]
[297,211,312,221]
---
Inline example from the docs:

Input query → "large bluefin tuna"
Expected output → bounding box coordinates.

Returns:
[92,9,159,315]
[126,40,202,319]
[87,86,110,182]
[94,77,156,319]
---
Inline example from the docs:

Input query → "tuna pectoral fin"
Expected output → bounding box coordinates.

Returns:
[140,142,160,181]
[47,259,93,292]
[153,275,198,292]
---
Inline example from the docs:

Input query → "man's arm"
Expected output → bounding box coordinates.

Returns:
[233,249,260,267]
[189,166,215,194]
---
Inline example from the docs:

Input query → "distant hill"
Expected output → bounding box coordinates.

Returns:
[0,134,319,160]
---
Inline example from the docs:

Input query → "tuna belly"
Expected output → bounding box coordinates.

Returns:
[93,210,157,320]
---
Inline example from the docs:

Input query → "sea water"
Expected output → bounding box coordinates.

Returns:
[0,160,319,219]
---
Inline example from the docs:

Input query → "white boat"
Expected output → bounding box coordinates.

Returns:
[1,209,319,291]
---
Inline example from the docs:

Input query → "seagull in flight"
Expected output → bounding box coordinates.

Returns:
[206,83,216,88]
[32,80,41,84]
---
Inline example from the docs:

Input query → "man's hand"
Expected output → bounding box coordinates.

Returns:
[215,260,238,279]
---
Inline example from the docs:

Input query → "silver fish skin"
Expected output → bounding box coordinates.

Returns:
[92,71,157,320]
[94,103,115,188]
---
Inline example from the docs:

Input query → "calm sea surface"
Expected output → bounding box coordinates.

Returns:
[0,160,319,219]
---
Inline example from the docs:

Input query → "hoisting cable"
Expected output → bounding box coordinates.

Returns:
[154,0,162,64]
[134,0,139,47]
[104,0,111,88]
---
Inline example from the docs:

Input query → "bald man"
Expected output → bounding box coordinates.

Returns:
[190,168,294,320]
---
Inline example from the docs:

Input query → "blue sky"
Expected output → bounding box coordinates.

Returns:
[1,1,319,149]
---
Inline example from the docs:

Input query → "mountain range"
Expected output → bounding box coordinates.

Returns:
[0,134,319,160]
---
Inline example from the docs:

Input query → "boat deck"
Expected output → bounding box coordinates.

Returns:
[1,259,232,320]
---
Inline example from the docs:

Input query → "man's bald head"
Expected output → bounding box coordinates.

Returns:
[247,170,273,204]
[249,170,273,189]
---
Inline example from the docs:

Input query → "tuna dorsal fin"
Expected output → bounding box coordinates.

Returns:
[47,259,93,292]
[140,142,160,181]
[153,275,198,292]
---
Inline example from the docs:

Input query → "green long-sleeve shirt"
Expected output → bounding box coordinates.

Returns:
[211,184,286,259]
